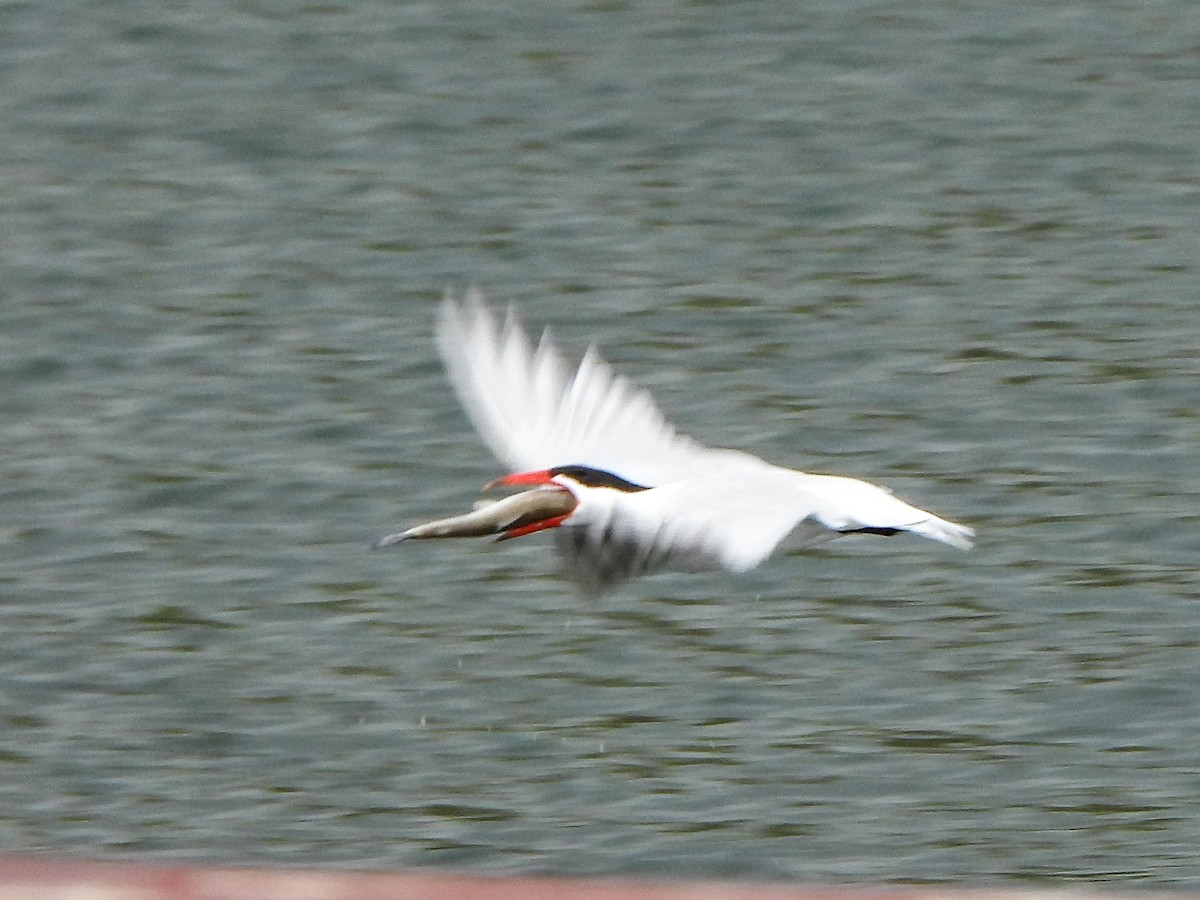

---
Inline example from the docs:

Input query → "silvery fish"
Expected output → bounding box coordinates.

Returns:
[373,487,576,548]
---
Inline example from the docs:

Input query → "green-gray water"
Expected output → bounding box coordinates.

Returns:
[2,0,1198,885]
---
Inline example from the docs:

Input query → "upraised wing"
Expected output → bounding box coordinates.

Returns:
[438,288,723,486]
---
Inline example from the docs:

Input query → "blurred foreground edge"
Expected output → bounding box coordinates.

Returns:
[0,857,1180,900]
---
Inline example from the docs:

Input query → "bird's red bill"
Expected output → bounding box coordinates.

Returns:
[486,469,556,489]
[497,512,572,541]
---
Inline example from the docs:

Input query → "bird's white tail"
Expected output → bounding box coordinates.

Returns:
[904,515,975,550]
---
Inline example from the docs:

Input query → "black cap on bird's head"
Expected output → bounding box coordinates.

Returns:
[488,464,649,493]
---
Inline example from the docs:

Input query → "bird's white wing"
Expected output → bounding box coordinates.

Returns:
[438,288,724,484]
[556,467,974,595]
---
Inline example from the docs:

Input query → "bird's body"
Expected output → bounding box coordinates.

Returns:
[378,289,973,594]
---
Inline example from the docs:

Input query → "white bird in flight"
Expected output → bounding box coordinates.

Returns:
[376,289,973,594]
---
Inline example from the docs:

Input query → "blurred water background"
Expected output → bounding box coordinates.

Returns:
[2,0,1199,886]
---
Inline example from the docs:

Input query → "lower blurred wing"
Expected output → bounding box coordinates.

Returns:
[554,522,721,597]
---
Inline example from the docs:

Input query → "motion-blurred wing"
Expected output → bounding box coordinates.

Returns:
[555,523,722,597]
[437,289,719,486]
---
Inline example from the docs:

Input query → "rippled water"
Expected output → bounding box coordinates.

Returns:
[2,0,1199,886]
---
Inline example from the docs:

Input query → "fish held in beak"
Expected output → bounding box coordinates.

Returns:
[373,487,576,548]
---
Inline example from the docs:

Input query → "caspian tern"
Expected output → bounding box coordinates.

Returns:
[377,289,973,594]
